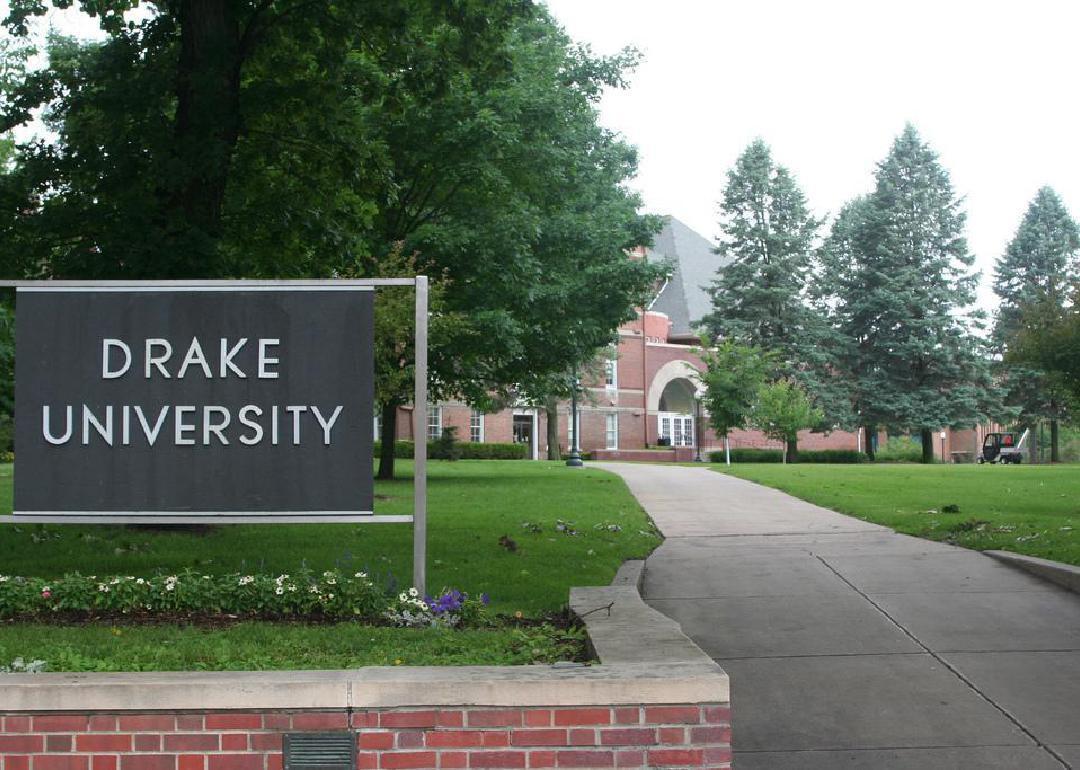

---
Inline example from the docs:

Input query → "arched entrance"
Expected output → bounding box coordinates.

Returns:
[646,360,704,447]
[656,378,697,447]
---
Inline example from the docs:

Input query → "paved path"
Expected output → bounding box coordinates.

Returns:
[594,462,1080,770]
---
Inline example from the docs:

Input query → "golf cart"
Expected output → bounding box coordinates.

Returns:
[978,429,1029,464]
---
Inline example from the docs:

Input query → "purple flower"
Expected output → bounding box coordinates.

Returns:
[480,593,490,605]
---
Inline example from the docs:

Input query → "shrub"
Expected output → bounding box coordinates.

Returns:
[374,440,527,460]
[709,448,783,463]
[430,427,463,461]
[875,436,925,463]
[0,569,488,626]
[796,449,866,464]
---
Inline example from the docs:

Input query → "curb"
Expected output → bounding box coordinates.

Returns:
[985,550,1080,595]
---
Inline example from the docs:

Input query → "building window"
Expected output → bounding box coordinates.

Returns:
[470,410,484,443]
[605,413,619,449]
[427,406,442,441]
[604,350,618,390]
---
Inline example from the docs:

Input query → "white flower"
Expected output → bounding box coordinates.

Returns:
[354,572,367,579]
[136,578,145,585]
[165,584,175,592]
[110,577,121,585]
[98,584,109,593]
[288,585,298,593]
[408,587,419,597]
[398,592,409,602]
[327,578,337,585]
[327,593,334,600]
[238,576,255,586]
[309,586,320,594]
[0,575,9,582]
[275,587,284,595]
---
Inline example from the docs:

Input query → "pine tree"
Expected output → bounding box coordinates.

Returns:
[702,140,844,459]
[993,187,1080,461]
[703,139,820,351]
[820,125,1000,462]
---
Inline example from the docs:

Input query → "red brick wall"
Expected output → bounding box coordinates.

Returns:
[0,705,732,770]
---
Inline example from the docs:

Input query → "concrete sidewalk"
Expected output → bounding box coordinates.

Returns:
[595,462,1080,770]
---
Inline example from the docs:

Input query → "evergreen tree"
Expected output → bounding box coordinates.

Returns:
[820,125,999,462]
[993,187,1080,461]
[701,139,846,458]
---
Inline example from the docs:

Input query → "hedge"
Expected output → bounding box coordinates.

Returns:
[373,440,528,460]
[709,448,865,463]
[708,448,783,463]
[796,449,866,464]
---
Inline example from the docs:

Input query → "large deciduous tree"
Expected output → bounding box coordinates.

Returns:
[993,186,1080,462]
[819,125,1000,462]
[1,3,661,478]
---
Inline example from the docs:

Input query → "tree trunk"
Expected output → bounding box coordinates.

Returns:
[377,401,400,480]
[724,435,730,465]
[920,427,934,464]
[864,424,876,461]
[1028,423,1039,464]
[545,396,561,460]
[1051,419,1060,463]
[786,435,798,464]
[169,0,244,271]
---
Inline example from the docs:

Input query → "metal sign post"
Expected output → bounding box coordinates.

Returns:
[412,276,428,595]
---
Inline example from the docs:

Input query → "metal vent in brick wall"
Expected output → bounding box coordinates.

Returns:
[283,732,357,770]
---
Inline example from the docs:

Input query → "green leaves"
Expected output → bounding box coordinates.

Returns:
[696,340,774,438]
[818,124,1000,439]
[751,379,823,462]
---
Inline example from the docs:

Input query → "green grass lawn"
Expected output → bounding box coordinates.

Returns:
[0,623,584,671]
[0,461,658,671]
[719,463,1080,565]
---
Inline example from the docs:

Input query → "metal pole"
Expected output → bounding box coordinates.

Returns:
[412,276,428,595]
[566,365,583,468]
[694,398,704,462]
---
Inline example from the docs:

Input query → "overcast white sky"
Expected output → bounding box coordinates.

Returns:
[13,1,1080,311]
[544,0,1080,311]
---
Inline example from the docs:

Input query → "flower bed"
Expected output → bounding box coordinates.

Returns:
[0,568,488,626]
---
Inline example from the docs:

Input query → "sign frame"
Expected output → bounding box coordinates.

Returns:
[0,278,430,594]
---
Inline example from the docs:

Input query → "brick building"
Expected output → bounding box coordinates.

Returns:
[386,216,867,460]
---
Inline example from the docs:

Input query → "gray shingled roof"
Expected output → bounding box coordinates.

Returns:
[646,216,729,336]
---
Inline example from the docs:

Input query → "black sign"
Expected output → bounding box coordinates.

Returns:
[14,286,374,521]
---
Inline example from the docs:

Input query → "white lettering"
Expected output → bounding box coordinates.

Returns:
[82,405,113,446]
[310,405,344,445]
[135,405,169,446]
[42,405,73,445]
[174,406,196,445]
[258,339,280,379]
[202,406,231,445]
[238,405,264,445]
[122,405,131,445]
[177,338,212,379]
[102,339,132,379]
[271,405,279,445]
[219,337,248,378]
[286,405,306,445]
[145,339,172,378]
